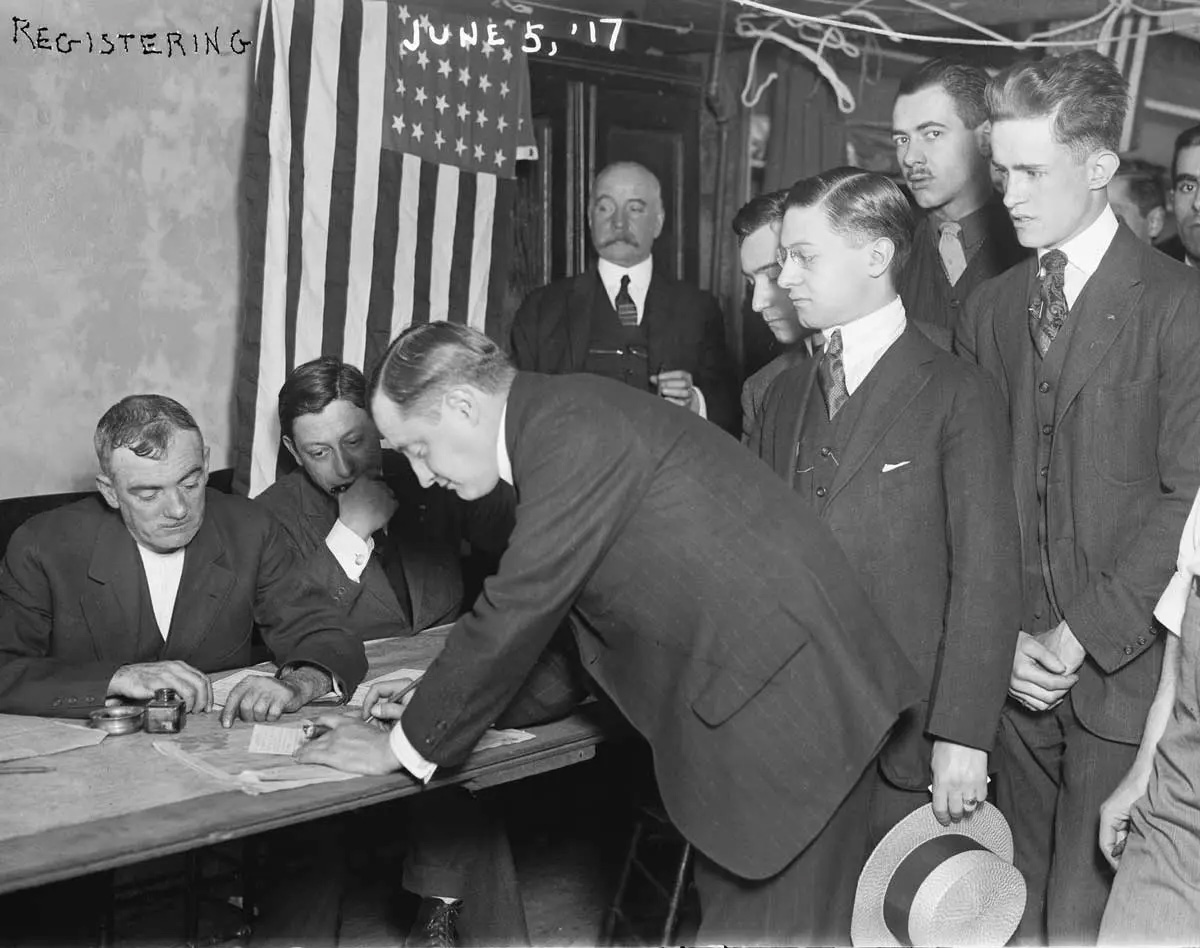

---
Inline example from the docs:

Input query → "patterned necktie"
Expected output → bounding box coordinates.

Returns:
[938,221,968,286]
[817,328,849,420]
[615,274,639,327]
[1030,249,1069,358]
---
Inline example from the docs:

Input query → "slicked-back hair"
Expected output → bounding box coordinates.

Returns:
[986,50,1128,159]
[732,189,789,242]
[1172,124,1200,180]
[897,57,990,130]
[278,356,366,440]
[94,394,201,476]
[370,322,516,418]
[783,167,915,274]
[1113,158,1166,215]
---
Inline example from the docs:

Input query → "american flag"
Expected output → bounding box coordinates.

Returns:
[235,0,535,497]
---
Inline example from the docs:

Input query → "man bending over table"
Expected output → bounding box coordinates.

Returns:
[0,394,367,722]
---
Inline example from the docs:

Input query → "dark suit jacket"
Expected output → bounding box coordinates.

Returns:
[398,373,921,880]
[0,491,368,717]
[1156,234,1191,264]
[956,226,1200,743]
[256,462,515,640]
[740,345,811,445]
[509,267,739,434]
[751,324,1021,788]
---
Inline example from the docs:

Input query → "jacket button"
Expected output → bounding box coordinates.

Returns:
[1034,607,1043,620]
[1124,645,1134,655]
[52,698,62,708]
[1039,466,1049,477]
[950,298,960,308]
[820,447,831,458]
[1039,381,1051,393]
[336,586,347,596]
[1042,424,1053,435]
[67,697,77,705]
[1137,635,1147,646]
[816,486,827,498]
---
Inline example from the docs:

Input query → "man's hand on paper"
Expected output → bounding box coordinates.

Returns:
[220,676,304,728]
[109,660,212,713]
[293,713,399,775]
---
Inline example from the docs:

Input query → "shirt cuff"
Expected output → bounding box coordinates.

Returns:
[693,386,707,420]
[1154,570,1190,637]
[388,718,438,783]
[325,519,375,583]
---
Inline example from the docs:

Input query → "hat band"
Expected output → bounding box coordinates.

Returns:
[884,834,988,946]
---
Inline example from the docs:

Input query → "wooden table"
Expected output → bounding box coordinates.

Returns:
[0,631,616,896]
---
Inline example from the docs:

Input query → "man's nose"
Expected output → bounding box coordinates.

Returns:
[163,490,188,520]
[409,457,436,487]
[901,141,922,167]
[331,448,354,481]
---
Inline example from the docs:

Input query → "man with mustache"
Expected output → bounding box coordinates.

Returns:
[956,51,1200,944]
[510,161,738,434]
[733,188,817,444]
[0,394,366,722]
[893,57,1027,332]
[1157,124,1200,268]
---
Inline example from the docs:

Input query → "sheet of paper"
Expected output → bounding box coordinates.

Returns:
[0,714,107,762]
[210,669,274,709]
[475,728,536,752]
[247,724,306,756]
[348,667,425,709]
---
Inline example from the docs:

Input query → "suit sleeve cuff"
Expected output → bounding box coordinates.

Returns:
[1155,571,1190,637]
[278,662,345,701]
[325,520,375,583]
[693,386,707,420]
[389,718,438,783]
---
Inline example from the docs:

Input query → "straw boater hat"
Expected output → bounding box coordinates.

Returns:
[851,802,1026,947]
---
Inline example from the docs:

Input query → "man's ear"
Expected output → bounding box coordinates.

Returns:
[283,436,301,468]
[443,387,479,424]
[1090,150,1120,191]
[974,120,993,159]
[96,473,119,510]
[202,445,211,482]
[866,236,896,279]
[1148,206,1166,241]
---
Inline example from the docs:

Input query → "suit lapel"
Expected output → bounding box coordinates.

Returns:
[1053,231,1144,426]
[565,270,600,371]
[825,326,935,506]
[162,508,235,659]
[82,514,147,662]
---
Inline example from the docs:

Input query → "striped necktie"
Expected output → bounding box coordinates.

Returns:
[817,328,849,420]
[615,274,639,327]
[938,221,968,286]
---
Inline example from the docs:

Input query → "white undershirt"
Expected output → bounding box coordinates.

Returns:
[136,545,186,640]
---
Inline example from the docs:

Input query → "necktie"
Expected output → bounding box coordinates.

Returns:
[615,274,639,327]
[1030,249,1069,358]
[938,221,968,286]
[817,328,848,420]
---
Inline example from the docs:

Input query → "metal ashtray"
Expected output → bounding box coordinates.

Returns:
[89,706,146,735]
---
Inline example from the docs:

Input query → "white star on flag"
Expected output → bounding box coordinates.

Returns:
[392,114,405,135]
[476,109,488,127]
[455,138,467,156]
[396,78,406,94]
[419,13,431,29]
[474,144,485,161]
[478,74,491,93]
[456,102,469,122]
[435,95,448,114]
[458,66,471,86]
[434,129,445,149]
[494,149,506,167]
[499,81,510,99]
[502,46,513,63]
[416,49,429,69]
[497,115,508,133]
[414,86,428,105]
[398,5,410,22]
[481,42,494,59]
[438,58,451,77]
[411,122,424,142]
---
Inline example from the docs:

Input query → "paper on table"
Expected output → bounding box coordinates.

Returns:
[0,714,107,762]
[247,724,306,756]
[348,668,425,709]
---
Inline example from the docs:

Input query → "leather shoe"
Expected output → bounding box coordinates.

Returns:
[406,897,462,948]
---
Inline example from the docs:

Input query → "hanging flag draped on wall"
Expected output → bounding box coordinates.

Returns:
[234,0,535,497]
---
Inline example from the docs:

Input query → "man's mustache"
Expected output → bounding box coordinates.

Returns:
[603,235,639,247]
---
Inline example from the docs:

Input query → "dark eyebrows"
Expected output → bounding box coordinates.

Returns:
[1176,173,1198,186]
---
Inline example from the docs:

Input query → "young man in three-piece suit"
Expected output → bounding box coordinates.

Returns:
[509,161,739,434]
[956,51,1200,944]
[751,168,1022,845]
[298,321,923,946]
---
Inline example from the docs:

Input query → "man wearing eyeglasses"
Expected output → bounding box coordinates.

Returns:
[750,168,1021,846]
[509,161,739,434]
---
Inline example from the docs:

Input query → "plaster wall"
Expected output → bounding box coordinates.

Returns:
[0,0,257,496]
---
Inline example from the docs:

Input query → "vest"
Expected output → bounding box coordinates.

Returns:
[582,285,652,393]
[793,371,876,507]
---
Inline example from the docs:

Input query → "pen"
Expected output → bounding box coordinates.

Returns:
[302,677,422,741]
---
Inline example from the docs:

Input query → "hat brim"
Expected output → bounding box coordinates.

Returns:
[851,801,1016,947]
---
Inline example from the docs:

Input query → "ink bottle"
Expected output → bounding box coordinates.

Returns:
[144,688,186,733]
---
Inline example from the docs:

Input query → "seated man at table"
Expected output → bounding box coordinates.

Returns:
[0,394,367,722]
[254,357,586,948]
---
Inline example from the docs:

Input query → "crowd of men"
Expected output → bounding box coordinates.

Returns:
[3,45,1200,948]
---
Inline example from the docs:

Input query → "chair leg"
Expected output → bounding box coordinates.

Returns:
[660,842,693,947]
[183,850,201,947]
[601,819,645,946]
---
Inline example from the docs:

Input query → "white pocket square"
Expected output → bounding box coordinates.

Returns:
[881,461,911,473]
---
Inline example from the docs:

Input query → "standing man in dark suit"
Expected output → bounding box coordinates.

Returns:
[299,322,922,946]
[733,188,817,445]
[956,50,1200,944]
[893,57,1028,332]
[0,395,366,722]
[753,167,1021,844]
[1157,124,1200,267]
[510,161,739,434]
[255,357,583,948]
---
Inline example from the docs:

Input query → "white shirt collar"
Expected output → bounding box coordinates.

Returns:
[496,399,512,486]
[597,255,654,323]
[819,296,908,396]
[1037,205,1119,307]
